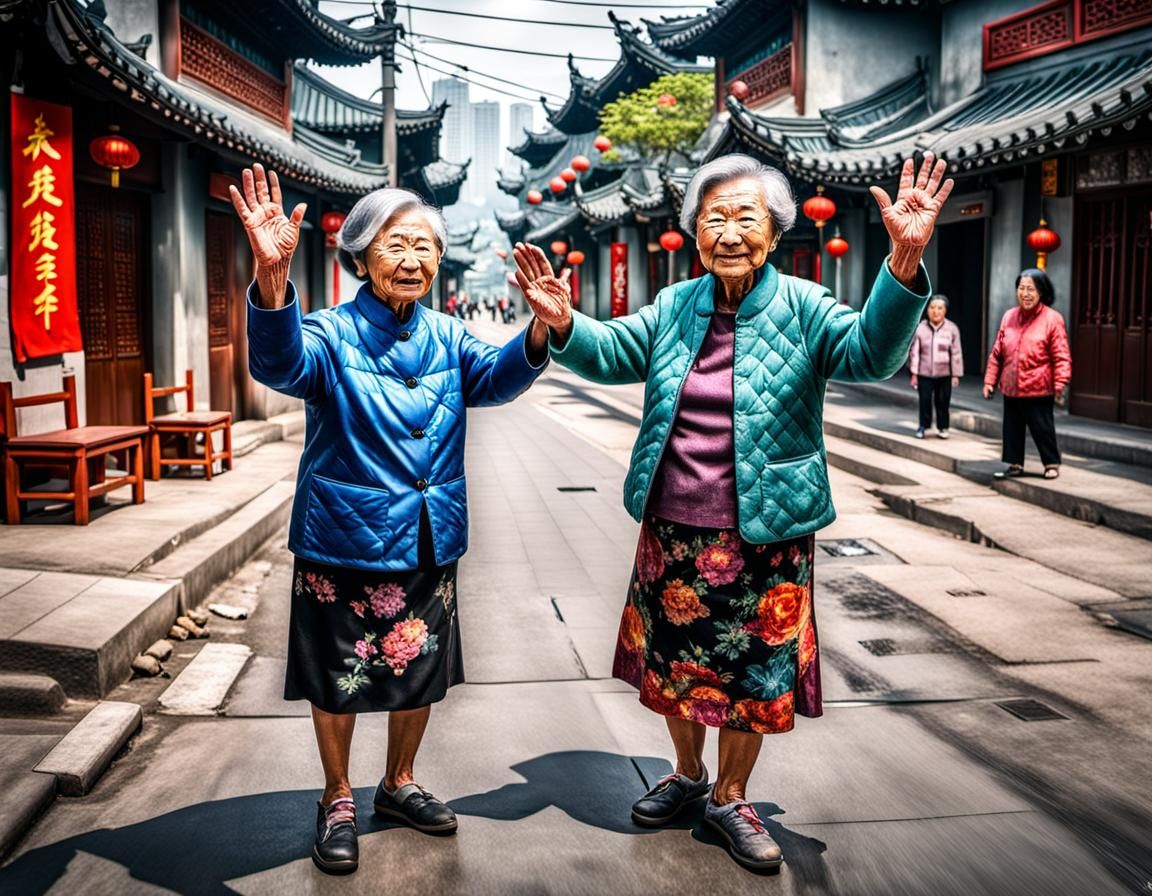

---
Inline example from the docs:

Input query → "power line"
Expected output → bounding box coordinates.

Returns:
[515,0,708,6]
[326,1,617,28]
[403,42,567,101]
[405,5,432,105]
[396,52,544,103]
[409,32,618,61]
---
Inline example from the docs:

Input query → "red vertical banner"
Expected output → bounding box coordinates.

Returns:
[569,264,580,309]
[9,94,83,362]
[610,242,628,318]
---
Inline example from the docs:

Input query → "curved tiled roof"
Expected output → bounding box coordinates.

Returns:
[508,126,568,167]
[292,64,446,136]
[644,0,766,58]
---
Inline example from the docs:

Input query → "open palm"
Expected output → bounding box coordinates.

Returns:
[513,242,572,329]
[229,163,307,268]
[869,153,954,248]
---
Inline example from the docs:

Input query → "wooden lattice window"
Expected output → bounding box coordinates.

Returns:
[179,18,290,128]
[984,0,1152,71]
[727,44,792,109]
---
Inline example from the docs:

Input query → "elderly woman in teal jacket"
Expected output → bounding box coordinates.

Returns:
[515,152,952,871]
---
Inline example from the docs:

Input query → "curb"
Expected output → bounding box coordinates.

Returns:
[33,701,142,797]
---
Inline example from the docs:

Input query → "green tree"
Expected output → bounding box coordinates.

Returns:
[598,72,713,165]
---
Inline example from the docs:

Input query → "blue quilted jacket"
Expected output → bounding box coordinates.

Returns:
[551,261,930,542]
[247,281,546,570]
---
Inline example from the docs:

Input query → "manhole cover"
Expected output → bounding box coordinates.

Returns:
[1107,607,1152,641]
[946,588,988,597]
[557,486,596,493]
[996,699,1068,721]
[818,539,876,558]
[859,637,961,656]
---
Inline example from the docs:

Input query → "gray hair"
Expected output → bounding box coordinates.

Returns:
[680,154,797,237]
[336,188,448,278]
[928,294,949,309]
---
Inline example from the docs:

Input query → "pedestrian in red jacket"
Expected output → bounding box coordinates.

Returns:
[982,268,1072,480]
[909,294,963,438]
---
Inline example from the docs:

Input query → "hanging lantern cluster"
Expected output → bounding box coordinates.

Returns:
[825,234,849,258]
[89,125,140,188]
[550,240,568,256]
[802,185,837,229]
[566,250,585,265]
[1026,218,1061,270]
[571,154,591,172]
[659,229,684,253]
[593,135,612,153]
[320,211,346,248]
[560,168,577,183]
[526,189,543,205]
[549,176,567,194]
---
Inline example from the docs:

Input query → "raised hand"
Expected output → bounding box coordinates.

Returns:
[869,153,953,249]
[513,242,573,331]
[229,163,306,307]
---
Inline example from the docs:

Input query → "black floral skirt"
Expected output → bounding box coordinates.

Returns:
[613,515,822,735]
[285,555,463,714]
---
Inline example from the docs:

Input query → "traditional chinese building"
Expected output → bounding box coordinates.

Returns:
[2,0,466,432]
[646,0,1152,428]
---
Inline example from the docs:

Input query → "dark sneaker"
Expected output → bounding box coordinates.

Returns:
[373,781,458,834]
[631,765,709,827]
[312,798,358,874]
[993,465,1024,480]
[704,797,783,871]
[915,428,925,439]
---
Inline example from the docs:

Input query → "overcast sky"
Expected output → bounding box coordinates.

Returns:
[314,1,710,136]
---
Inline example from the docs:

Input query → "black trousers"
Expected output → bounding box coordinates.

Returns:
[917,376,952,430]
[1002,396,1061,467]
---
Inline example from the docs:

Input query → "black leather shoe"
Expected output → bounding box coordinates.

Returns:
[312,798,358,874]
[373,781,458,834]
[631,766,710,827]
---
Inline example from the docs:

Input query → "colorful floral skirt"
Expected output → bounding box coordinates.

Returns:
[612,516,822,735]
[285,556,462,714]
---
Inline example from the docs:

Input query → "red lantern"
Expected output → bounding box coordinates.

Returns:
[657,93,677,107]
[566,250,585,265]
[495,248,508,260]
[825,236,849,258]
[320,210,346,248]
[526,189,543,205]
[802,185,836,229]
[593,135,612,153]
[1026,218,1061,270]
[550,240,568,256]
[549,176,567,193]
[659,229,684,252]
[560,167,577,183]
[89,126,140,188]
[728,80,750,101]
[571,155,591,172]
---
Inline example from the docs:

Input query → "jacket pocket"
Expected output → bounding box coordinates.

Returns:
[759,452,830,531]
[303,475,394,564]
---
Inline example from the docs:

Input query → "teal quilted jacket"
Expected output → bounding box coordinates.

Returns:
[551,260,931,543]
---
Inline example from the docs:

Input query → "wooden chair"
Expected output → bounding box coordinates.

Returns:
[144,370,233,481]
[0,376,149,525]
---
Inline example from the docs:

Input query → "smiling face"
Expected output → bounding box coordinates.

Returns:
[927,299,947,325]
[354,207,441,308]
[696,176,778,284]
[1016,275,1041,312]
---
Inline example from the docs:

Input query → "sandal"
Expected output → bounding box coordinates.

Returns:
[993,466,1024,480]
[1044,466,1060,480]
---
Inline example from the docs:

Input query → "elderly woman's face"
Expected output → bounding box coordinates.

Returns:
[355,208,441,305]
[927,299,947,325]
[696,176,777,282]
[1016,276,1041,312]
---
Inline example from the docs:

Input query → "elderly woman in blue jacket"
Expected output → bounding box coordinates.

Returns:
[232,164,548,874]
[515,152,952,871]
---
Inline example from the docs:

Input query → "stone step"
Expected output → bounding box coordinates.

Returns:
[823,405,1152,541]
[33,701,141,796]
[0,673,66,714]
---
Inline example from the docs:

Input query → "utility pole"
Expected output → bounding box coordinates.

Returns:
[379,0,399,187]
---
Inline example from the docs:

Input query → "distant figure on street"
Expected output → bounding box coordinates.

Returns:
[231,164,549,875]
[515,152,951,871]
[983,268,1071,480]
[908,294,963,438]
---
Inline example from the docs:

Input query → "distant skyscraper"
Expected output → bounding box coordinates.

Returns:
[506,102,534,171]
[431,77,470,166]
[469,101,500,202]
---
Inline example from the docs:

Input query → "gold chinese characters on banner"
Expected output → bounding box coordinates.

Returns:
[9,94,83,362]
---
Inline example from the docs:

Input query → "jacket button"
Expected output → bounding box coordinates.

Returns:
[405,376,418,388]
[399,330,411,341]
[416,478,428,490]
[411,428,425,439]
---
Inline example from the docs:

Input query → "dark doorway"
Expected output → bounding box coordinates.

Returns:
[934,218,987,375]
[1072,189,1152,427]
[205,211,250,417]
[76,185,150,425]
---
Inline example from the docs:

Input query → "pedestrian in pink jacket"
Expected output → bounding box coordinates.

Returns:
[908,294,963,438]
[982,269,1072,480]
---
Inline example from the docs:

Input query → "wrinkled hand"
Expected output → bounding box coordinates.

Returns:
[870,153,954,248]
[513,242,572,330]
[229,163,306,270]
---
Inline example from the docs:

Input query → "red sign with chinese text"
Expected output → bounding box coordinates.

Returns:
[9,94,83,362]
[610,242,628,318]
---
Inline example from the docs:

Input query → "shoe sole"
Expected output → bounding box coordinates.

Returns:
[311,847,358,875]
[703,816,783,872]
[630,792,708,827]
[373,802,458,834]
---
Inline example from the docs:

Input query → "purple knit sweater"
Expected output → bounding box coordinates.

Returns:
[647,311,738,527]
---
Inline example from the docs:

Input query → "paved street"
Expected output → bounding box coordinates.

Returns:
[2,319,1150,895]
